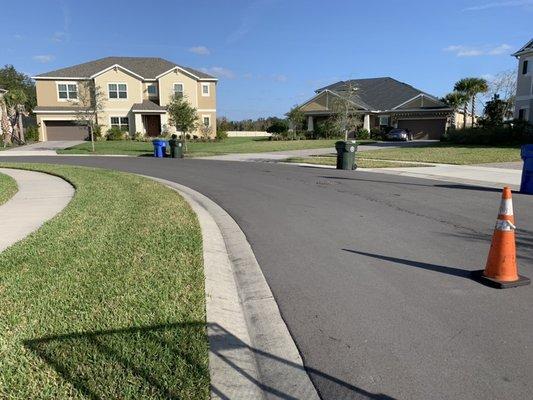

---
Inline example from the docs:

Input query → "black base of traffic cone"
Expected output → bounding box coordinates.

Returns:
[471,270,531,289]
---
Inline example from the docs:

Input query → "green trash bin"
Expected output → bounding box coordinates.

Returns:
[335,140,357,170]
[168,136,184,159]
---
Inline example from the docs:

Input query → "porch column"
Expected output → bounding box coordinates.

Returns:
[160,113,169,134]
[134,113,145,135]
[363,114,370,131]
[307,115,314,131]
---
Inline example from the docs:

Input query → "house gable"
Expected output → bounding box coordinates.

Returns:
[394,94,447,110]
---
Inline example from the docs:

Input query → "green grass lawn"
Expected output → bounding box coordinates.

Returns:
[0,172,17,205]
[360,143,521,165]
[286,155,427,168]
[0,164,208,399]
[57,137,370,157]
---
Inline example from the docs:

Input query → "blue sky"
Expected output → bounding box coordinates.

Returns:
[0,0,531,120]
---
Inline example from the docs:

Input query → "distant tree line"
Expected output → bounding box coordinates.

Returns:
[217,116,287,132]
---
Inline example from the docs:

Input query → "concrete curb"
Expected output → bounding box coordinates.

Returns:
[0,168,74,252]
[145,176,320,400]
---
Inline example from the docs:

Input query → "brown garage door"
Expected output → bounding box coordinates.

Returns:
[397,119,446,140]
[45,121,88,141]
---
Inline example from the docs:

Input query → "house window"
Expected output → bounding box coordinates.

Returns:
[203,116,210,126]
[201,83,210,96]
[379,115,390,126]
[518,108,527,121]
[57,83,78,100]
[147,85,157,95]
[523,60,529,75]
[108,83,127,99]
[174,83,184,97]
[110,116,129,131]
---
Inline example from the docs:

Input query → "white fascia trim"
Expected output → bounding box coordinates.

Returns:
[154,66,218,82]
[392,94,425,110]
[131,110,166,113]
[34,110,82,114]
[392,107,453,112]
[198,108,216,112]
[33,76,88,80]
[90,64,145,80]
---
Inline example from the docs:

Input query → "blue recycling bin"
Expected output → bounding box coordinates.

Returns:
[152,139,167,158]
[520,144,533,194]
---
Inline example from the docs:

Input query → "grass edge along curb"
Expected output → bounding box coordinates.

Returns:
[0,162,209,399]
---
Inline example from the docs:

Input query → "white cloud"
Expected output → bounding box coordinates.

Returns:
[487,44,513,55]
[271,74,287,82]
[444,44,512,57]
[200,66,235,79]
[243,72,253,79]
[189,46,210,55]
[52,31,67,43]
[463,0,533,11]
[13,34,23,40]
[33,55,55,63]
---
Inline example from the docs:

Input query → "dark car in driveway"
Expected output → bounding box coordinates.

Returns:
[385,128,410,141]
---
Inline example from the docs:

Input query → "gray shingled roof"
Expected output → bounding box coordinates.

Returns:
[512,38,533,56]
[316,77,447,111]
[35,56,216,80]
[131,100,167,112]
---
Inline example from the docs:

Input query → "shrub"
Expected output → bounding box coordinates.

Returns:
[92,125,102,138]
[315,119,342,139]
[106,126,126,141]
[216,129,228,141]
[442,121,533,145]
[266,120,289,134]
[356,128,370,140]
[25,125,39,142]
[133,132,145,141]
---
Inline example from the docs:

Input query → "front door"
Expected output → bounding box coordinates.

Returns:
[144,115,161,137]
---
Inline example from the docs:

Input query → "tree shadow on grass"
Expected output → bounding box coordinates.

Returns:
[24,322,395,400]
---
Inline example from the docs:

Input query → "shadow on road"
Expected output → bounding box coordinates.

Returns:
[343,249,473,279]
[24,322,395,400]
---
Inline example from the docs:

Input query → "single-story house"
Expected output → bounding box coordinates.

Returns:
[297,77,465,139]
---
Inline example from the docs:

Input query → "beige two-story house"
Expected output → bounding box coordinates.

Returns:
[33,57,217,141]
[513,39,533,124]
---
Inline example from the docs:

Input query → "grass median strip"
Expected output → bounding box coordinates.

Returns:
[286,156,428,168]
[0,163,208,399]
[0,172,17,205]
[360,144,521,165]
[57,137,374,157]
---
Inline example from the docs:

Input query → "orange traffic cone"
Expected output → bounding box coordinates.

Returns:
[473,187,530,288]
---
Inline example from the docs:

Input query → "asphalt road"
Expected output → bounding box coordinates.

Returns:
[2,156,533,400]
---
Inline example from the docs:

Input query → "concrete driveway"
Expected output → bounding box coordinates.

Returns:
[2,155,532,400]
[2,141,84,156]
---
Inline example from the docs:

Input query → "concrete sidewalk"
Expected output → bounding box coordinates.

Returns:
[364,163,523,189]
[1,141,84,156]
[0,168,74,252]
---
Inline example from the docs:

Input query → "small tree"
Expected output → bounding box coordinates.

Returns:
[487,70,516,120]
[72,81,104,152]
[200,122,212,140]
[286,105,306,132]
[266,119,288,134]
[167,94,198,150]
[480,94,508,126]
[330,81,362,140]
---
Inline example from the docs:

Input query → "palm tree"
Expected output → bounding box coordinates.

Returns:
[3,88,28,143]
[454,77,489,127]
[442,91,470,129]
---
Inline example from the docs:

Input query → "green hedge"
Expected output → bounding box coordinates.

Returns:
[442,121,533,145]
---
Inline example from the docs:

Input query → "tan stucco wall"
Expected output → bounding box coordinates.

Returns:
[158,69,198,107]
[36,79,91,107]
[197,81,216,109]
[93,68,143,111]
